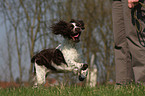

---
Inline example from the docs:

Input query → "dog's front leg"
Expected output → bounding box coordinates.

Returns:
[51,61,77,72]
[68,60,84,69]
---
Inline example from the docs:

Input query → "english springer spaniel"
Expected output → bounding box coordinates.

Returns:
[31,19,88,87]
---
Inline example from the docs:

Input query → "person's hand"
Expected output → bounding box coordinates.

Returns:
[128,0,139,8]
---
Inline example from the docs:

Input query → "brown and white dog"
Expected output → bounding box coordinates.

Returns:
[31,19,88,87]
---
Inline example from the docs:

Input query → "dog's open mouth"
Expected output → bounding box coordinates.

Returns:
[71,33,81,42]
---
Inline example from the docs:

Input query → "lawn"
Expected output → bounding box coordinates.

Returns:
[0,84,145,96]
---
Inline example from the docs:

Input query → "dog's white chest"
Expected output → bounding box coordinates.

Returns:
[57,40,82,67]
[62,48,79,62]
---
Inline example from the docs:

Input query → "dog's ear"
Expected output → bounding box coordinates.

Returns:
[78,20,85,30]
[51,20,70,35]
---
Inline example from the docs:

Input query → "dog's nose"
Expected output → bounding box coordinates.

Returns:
[75,28,82,32]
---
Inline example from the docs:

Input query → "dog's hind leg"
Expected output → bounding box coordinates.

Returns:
[34,62,48,87]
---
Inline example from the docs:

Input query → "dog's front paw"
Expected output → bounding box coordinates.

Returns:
[79,75,85,81]
[79,64,88,81]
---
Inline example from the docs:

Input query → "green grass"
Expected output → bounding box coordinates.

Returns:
[0,84,145,96]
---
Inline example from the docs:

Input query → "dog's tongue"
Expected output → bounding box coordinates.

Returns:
[74,34,79,37]
[71,34,80,41]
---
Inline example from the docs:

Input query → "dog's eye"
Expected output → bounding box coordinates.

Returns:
[76,23,80,26]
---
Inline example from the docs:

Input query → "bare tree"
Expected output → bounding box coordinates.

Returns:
[0,0,61,82]
[1,0,23,82]
[5,25,14,82]
[18,0,59,81]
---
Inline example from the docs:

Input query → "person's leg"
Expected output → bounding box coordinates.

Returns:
[112,1,134,84]
[123,0,145,85]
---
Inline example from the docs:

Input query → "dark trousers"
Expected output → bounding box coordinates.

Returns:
[112,0,145,85]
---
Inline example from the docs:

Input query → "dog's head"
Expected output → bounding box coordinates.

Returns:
[51,19,85,43]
